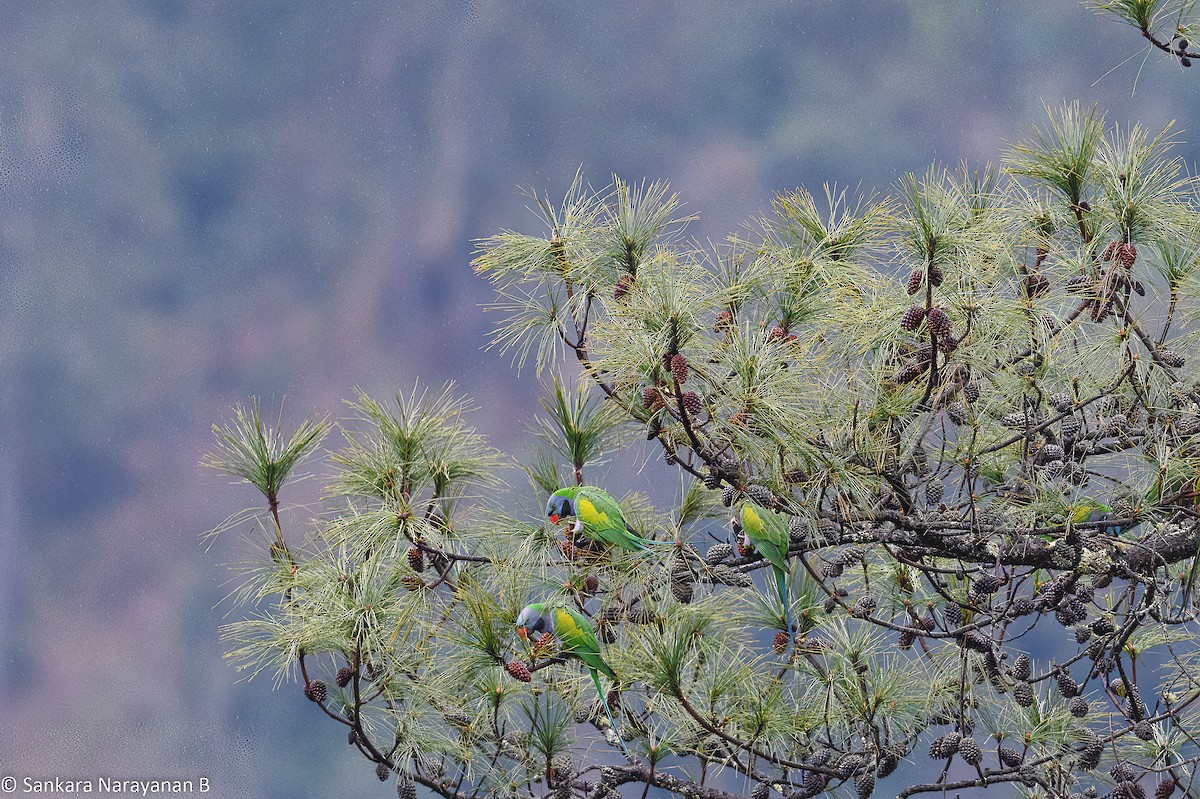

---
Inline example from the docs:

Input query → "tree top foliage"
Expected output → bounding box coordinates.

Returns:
[205,5,1200,799]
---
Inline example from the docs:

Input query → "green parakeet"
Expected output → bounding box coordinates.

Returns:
[515,602,626,751]
[547,486,674,552]
[1067,502,1113,525]
[734,502,794,634]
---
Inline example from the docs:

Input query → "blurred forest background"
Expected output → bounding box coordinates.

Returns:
[1,1,1198,796]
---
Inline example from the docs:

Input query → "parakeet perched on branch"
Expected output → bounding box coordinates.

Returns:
[1067,501,1113,526]
[734,502,794,634]
[515,602,626,751]
[547,486,675,551]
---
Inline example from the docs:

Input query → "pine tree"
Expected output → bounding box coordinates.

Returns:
[204,24,1200,796]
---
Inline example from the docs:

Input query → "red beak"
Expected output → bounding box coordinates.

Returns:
[517,627,529,640]
[549,514,559,525]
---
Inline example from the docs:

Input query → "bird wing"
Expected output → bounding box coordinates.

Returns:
[576,488,635,549]
[552,606,617,680]
[741,503,789,571]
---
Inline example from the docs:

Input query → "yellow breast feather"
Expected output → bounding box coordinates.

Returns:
[576,497,609,526]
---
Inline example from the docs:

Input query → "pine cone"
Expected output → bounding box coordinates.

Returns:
[998,746,1023,767]
[788,517,807,546]
[878,748,901,778]
[397,778,417,799]
[1158,349,1186,368]
[401,575,424,592]
[1048,391,1073,412]
[681,391,703,416]
[906,269,924,295]
[1037,443,1065,463]
[407,546,425,573]
[1011,653,1031,681]
[710,564,754,588]
[973,574,1002,595]
[898,629,916,649]
[1079,744,1102,771]
[1156,780,1177,799]
[855,769,876,799]
[1060,414,1081,439]
[1119,242,1138,268]
[671,578,694,604]
[1002,411,1031,429]
[614,272,634,299]
[1022,273,1050,299]
[671,353,689,385]
[703,469,722,489]
[705,542,734,565]
[1134,720,1153,740]
[304,680,327,703]
[505,661,532,682]
[1102,240,1119,261]
[773,630,791,653]
[1111,762,1136,783]
[643,386,663,409]
[946,402,968,426]
[851,595,877,617]
[964,381,981,403]
[1013,680,1035,707]
[1067,273,1092,293]
[1177,414,1200,436]
[417,754,445,778]
[1055,668,1079,698]
[376,762,392,782]
[714,309,733,333]
[927,307,952,337]
[821,559,843,579]
[892,360,929,384]
[443,710,471,728]
[900,305,926,331]
[929,263,945,286]
[1010,597,1036,616]
[925,478,945,504]
[752,783,771,799]
[747,484,774,507]
[1069,696,1089,717]
[958,737,982,765]
[336,666,355,688]
[721,485,736,507]
[808,747,833,767]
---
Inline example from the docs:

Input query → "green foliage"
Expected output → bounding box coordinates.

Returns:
[202,397,329,510]
[209,103,1200,799]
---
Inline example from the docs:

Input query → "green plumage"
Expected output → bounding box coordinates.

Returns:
[547,485,673,551]
[515,602,625,752]
[739,502,793,633]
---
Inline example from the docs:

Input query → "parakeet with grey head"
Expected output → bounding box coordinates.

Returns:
[547,486,675,552]
[733,502,794,634]
[515,602,626,752]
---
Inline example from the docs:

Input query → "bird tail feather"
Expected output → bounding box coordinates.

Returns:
[776,567,793,634]
[591,669,628,755]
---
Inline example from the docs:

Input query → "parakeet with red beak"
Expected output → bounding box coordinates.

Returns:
[515,602,626,751]
[546,486,674,551]
[733,501,794,635]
